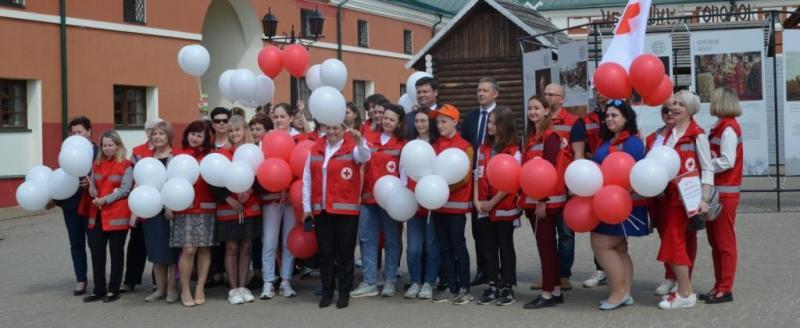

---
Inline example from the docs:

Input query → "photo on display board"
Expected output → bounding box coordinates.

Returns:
[559,61,588,96]
[694,51,763,102]
[785,52,800,101]
[535,68,552,96]
[631,56,670,105]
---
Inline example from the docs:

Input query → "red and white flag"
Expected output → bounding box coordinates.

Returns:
[600,0,653,71]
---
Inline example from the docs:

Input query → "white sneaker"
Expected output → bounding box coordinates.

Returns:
[260,283,275,299]
[418,283,433,299]
[279,280,296,297]
[582,270,607,288]
[654,279,675,296]
[228,289,244,305]
[349,282,379,298]
[381,281,396,297]
[658,292,696,310]
[239,287,255,303]
[405,283,421,299]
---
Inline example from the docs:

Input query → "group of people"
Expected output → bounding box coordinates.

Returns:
[53,75,742,312]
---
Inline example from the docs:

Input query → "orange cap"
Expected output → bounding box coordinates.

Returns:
[430,104,460,122]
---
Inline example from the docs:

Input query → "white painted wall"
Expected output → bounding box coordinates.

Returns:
[0,80,42,177]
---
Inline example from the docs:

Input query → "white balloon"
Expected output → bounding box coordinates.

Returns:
[200,153,231,187]
[62,135,93,154]
[414,175,449,210]
[166,154,200,184]
[231,69,257,103]
[218,69,236,102]
[397,94,414,114]
[25,165,53,184]
[319,59,348,91]
[564,159,604,197]
[225,161,255,193]
[646,146,681,179]
[58,145,93,177]
[161,178,195,211]
[233,144,264,173]
[48,168,80,200]
[16,181,50,211]
[374,175,403,208]
[178,44,210,77]
[433,148,470,184]
[385,187,418,222]
[253,75,275,106]
[405,71,433,105]
[128,185,163,218]
[400,140,436,181]
[630,158,670,197]
[308,86,346,126]
[133,157,167,189]
[305,64,323,91]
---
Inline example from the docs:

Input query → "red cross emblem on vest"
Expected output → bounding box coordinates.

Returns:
[684,158,696,172]
[386,160,397,173]
[341,167,353,180]
[616,2,641,35]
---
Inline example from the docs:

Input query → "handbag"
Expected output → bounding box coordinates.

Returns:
[699,187,722,222]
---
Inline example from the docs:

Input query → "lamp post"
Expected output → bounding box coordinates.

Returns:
[262,7,324,110]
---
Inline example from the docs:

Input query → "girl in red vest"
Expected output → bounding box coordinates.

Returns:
[170,120,216,307]
[590,100,650,310]
[272,103,308,142]
[83,130,132,303]
[212,115,263,305]
[657,90,715,310]
[302,124,371,309]
[702,87,744,304]
[472,107,520,306]
[429,104,474,305]
[521,95,570,309]
[350,102,406,298]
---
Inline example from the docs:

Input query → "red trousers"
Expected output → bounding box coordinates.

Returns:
[657,202,697,267]
[527,209,560,292]
[650,201,697,279]
[706,196,739,293]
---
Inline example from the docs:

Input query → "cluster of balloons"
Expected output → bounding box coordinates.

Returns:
[218,69,275,108]
[177,44,210,77]
[485,155,559,203]
[16,136,92,211]
[257,44,309,79]
[129,156,198,218]
[593,54,673,106]
[397,71,433,113]
[306,59,348,126]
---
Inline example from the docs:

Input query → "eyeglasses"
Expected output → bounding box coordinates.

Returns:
[543,92,563,98]
[213,119,229,124]
[606,99,624,107]
[661,107,670,114]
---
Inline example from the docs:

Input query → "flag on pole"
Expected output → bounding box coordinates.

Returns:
[600,0,653,71]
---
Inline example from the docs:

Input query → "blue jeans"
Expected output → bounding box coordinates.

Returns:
[406,214,439,285]
[433,212,470,293]
[358,204,401,285]
[62,207,88,283]
[555,213,575,278]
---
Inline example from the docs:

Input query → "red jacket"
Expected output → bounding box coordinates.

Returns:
[88,159,132,231]
[645,126,669,150]
[476,143,520,221]
[362,132,405,204]
[309,135,362,216]
[214,147,261,221]
[131,143,154,164]
[665,120,705,207]
[552,109,580,142]
[520,129,572,209]
[432,134,473,214]
[585,110,603,154]
[175,147,216,215]
[710,117,743,198]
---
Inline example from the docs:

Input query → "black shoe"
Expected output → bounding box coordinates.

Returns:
[83,294,102,303]
[476,285,497,305]
[704,292,733,304]
[470,272,488,286]
[698,289,716,301]
[102,293,120,303]
[319,294,333,308]
[73,287,87,296]
[336,295,349,309]
[523,295,556,309]
[436,281,448,291]
[496,287,515,306]
[553,293,564,304]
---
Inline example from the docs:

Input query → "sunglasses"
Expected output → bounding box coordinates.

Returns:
[661,107,670,114]
[213,119,229,124]
[606,99,624,107]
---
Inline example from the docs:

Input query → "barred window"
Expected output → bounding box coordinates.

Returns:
[300,9,313,38]
[298,78,312,112]
[357,20,369,48]
[123,0,146,24]
[0,79,27,129]
[0,0,25,8]
[353,80,367,112]
[114,85,146,128]
[403,30,413,54]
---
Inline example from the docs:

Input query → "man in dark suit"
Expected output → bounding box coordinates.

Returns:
[460,77,499,287]
[405,77,439,138]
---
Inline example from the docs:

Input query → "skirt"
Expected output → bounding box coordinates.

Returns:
[142,212,179,264]
[170,213,216,247]
[593,206,650,237]
[215,217,262,242]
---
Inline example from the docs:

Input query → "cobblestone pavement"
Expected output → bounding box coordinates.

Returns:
[0,210,798,328]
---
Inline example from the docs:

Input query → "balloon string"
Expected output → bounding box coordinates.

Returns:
[621,221,628,239]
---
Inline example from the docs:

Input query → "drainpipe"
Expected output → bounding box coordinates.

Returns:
[337,0,350,60]
[60,0,68,139]
[431,13,443,37]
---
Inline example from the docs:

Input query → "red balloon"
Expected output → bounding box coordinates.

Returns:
[486,154,521,194]
[261,130,296,162]
[593,62,632,100]
[257,45,283,79]
[281,44,309,78]
[257,158,293,192]
[289,140,315,178]
[563,196,600,233]
[600,152,635,189]
[643,75,674,107]
[592,185,633,224]
[289,180,304,223]
[287,225,318,259]
[520,159,557,201]
[630,54,666,95]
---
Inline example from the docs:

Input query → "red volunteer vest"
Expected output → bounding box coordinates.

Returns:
[521,129,572,209]
[131,143,154,164]
[309,135,362,216]
[585,110,603,154]
[552,109,580,142]
[88,159,132,231]
[645,126,669,151]
[362,133,405,204]
[476,143,521,221]
[214,147,261,221]
[709,117,744,198]
[665,120,705,207]
[175,147,216,215]
[433,134,473,214]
